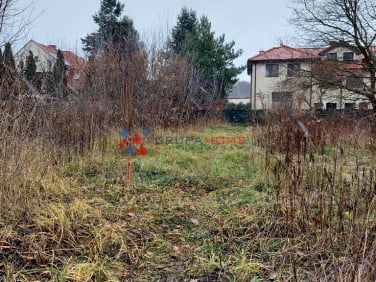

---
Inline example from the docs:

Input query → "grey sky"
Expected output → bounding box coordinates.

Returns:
[16,0,293,81]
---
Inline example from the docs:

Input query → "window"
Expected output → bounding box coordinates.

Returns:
[287,63,301,77]
[314,103,322,110]
[343,52,354,61]
[265,64,279,77]
[359,102,369,110]
[326,52,338,60]
[73,73,81,80]
[326,103,337,110]
[272,92,293,109]
[344,103,355,110]
[345,76,362,89]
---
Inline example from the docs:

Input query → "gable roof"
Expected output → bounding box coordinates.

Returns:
[248,44,324,63]
[31,40,86,69]
[18,40,86,92]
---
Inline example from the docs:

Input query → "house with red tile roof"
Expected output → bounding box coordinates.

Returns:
[247,42,373,110]
[15,40,86,93]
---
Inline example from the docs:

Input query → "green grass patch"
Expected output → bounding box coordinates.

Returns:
[2,121,375,281]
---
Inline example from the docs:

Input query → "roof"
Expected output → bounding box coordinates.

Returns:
[248,44,325,62]
[26,40,86,92]
[247,43,376,75]
[32,40,86,69]
[341,62,365,71]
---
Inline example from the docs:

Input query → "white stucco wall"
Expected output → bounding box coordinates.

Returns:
[15,41,56,72]
[250,61,313,109]
[249,46,371,110]
[228,98,250,104]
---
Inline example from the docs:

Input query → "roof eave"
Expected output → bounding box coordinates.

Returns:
[248,57,320,64]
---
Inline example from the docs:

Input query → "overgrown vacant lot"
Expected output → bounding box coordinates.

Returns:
[1,119,376,281]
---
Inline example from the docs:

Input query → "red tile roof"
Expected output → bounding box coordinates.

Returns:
[248,45,325,62]
[32,40,86,68]
[342,62,364,70]
[31,40,86,91]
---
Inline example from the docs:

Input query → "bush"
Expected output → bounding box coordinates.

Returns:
[224,102,250,123]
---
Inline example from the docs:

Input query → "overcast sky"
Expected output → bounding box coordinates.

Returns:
[16,0,294,81]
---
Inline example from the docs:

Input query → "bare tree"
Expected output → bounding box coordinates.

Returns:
[0,0,34,45]
[289,0,376,111]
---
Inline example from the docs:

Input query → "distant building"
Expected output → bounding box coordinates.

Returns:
[228,81,250,104]
[247,42,374,110]
[15,40,86,92]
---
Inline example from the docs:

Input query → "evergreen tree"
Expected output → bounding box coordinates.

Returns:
[170,10,244,99]
[82,53,98,96]
[17,59,24,74]
[82,0,140,56]
[3,42,15,71]
[51,49,67,97]
[0,48,4,79]
[170,7,198,56]
[213,35,244,97]
[0,47,4,99]
[1,42,16,98]
[194,16,216,81]
[24,50,37,84]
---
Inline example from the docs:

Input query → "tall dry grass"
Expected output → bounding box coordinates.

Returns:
[252,109,376,280]
[0,40,220,224]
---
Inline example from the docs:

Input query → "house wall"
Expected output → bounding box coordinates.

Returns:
[14,41,56,72]
[315,46,369,109]
[325,46,363,61]
[15,40,86,92]
[249,46,371,110]
[250,61,313,110]
[228,98,250,104]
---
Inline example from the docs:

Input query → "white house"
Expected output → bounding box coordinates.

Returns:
[247,42,374,110]
[15,40,86,92]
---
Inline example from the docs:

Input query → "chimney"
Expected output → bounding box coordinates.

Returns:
[48,44,57,50]
[259,50,264,54]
